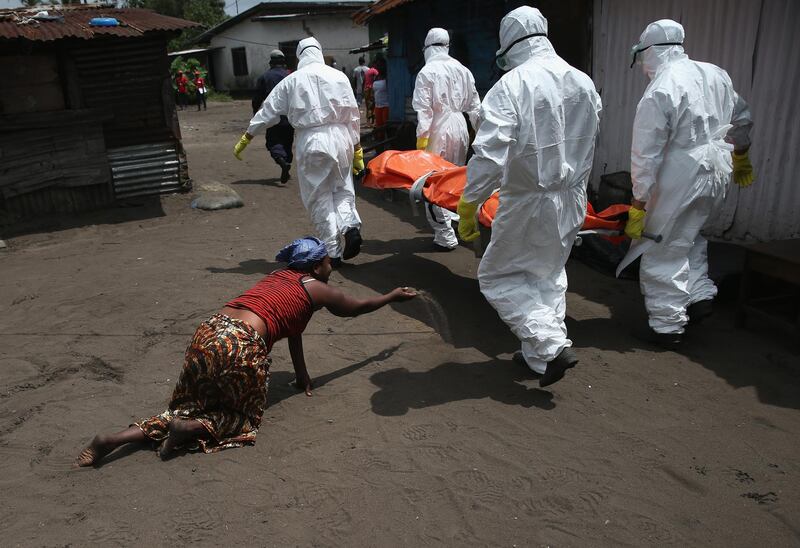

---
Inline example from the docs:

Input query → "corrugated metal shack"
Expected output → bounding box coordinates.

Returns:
[353,0,591,124]
[355,0,800,243]
[0,5,198,222]
[592,0,800,242]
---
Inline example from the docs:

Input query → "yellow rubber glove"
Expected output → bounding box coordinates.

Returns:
[732,150,755,187]
[625,206,646,239]
[352,146,365,176]
[416,137,429,150]
[233,133,252,160]
[457,196,480,242]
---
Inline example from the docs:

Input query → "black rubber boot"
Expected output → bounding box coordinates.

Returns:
[632,325,682,349]
[276,159,291,184]
[687,299,713,325]
[540,348,578,388]
[342,227,363,260]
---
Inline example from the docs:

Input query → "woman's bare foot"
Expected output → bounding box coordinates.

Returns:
[74,426,147,468]
[158,418,206,460]
[74,435,115,467]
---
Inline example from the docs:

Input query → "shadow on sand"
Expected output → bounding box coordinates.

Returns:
[2,195,168,239]
[368,358,555,416]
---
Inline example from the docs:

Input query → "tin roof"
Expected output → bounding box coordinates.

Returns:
[353,0,416,25]
[0,5,199,42]
[193,1,370,44]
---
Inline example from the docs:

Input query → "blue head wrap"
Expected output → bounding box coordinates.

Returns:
[276,236,328,270]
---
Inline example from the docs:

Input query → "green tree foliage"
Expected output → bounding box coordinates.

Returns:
[124,0,227,51]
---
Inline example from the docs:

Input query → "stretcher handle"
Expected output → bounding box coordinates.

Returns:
[576,228,662,243]
[642,232,663,243]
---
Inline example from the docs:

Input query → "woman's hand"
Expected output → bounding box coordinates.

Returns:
[389,287,417,302]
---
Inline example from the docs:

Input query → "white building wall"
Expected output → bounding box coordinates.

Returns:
[592,0,800,242]
[209,14,368,91]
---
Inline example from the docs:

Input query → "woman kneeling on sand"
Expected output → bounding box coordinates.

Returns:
[76,236,416,466]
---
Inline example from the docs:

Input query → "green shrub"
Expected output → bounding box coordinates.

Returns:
[208,89,233,102]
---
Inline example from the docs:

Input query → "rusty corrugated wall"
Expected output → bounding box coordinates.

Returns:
[592,0,800,242]
[70,37,176,148]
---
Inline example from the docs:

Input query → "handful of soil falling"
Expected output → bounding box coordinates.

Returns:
[407,288,453,344]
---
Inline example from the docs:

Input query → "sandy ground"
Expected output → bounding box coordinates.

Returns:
[1,100,799,547]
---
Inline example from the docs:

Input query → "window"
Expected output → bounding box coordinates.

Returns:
[279,40,299,71]
[231,47,248,76]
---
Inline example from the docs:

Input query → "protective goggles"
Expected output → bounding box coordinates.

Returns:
[494,32,547,63]
[629,42,682,68]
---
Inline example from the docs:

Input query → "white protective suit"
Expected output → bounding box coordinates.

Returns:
[618,20,753,334]
[413,28,481,249]
[463,7,602,373]
[248,37,362,259]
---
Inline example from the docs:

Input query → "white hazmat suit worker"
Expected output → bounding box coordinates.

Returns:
[620,19,754,346]
[458,6,601,387]
[234,37,365,265]
[412,27,481,250]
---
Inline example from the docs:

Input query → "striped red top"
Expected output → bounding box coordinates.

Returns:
[225,269,314,352]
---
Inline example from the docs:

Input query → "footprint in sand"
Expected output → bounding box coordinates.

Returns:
[452,469,504,505]
[402,424,432,442]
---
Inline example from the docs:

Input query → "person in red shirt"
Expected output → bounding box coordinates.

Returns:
[75,237,416,466]
[175,70,189,110]
[193,70,207,111]
[363,64,379,125]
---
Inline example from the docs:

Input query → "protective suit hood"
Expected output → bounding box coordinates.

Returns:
[423,27,450,63]
[631,19,686,78]
[495,6,553,71]
[297,37,324,69]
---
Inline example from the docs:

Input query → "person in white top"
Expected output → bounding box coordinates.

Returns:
[233,37,366,266]
[412,27,481,251]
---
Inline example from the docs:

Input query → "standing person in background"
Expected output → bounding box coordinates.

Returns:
[194,70,207,111]
[252,50,294,185]
[352,56,368,107]
[372,68,389,140]
[413,27,481,251]
[175,70,189,110]
[364,63,379,126]
[234,38,365,267]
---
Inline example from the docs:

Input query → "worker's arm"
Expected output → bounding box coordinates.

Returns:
[288,334,312,396]
[305,282,416,318]
[728,91,753,153]
[464,80,517,204]
[247,77,290,136]
[630,90,671,204]
[412,72,434,139]
[466,70,481,130]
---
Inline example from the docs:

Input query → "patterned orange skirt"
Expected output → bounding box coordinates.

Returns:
[136,314,271,453]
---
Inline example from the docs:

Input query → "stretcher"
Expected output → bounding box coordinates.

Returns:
[362,150,655,249]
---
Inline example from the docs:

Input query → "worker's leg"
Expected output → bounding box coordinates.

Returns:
[297,149,342,259]
[640,203,711,334]
[687,234,717,305]
[425,203,458,249]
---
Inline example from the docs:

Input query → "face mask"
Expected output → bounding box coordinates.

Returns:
[494,32,546,71]
[629,42,682,68]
